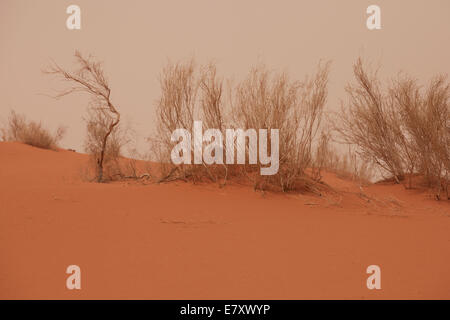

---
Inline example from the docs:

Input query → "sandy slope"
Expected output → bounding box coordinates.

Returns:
[0,142,449,299]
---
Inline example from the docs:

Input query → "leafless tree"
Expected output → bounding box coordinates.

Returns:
[44,51,120,182]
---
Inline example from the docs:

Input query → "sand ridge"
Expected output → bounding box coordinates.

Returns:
[0,142,449,299]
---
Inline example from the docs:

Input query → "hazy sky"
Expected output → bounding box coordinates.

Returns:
[1,0,449,152]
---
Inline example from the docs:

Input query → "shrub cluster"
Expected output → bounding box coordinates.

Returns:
[1,110,65,150]
[152,59,331,193]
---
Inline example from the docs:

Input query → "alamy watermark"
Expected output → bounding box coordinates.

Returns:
[170,121,279,175]
[65,4,381,31]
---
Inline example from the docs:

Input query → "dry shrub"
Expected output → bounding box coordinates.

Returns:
[199,63,230,185]
[233,62,331,192]
[391,74,449,198]
[152,59,231,184]
[337,57,449,199]
[336,58,404,183]
[1,110,65,150]
[152,59,197,182]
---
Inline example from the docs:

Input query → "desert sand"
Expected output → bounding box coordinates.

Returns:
[0,142,449,299]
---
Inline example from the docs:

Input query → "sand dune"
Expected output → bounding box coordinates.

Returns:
[0,142,449,299]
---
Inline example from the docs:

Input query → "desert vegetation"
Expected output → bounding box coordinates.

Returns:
[335,58,449,200]
[233,62,331,192]
[1,110,65,150]
[150,59,333,193]
[82,106,135,182]
[6,51,443,200]
[45,51,122,182]
[150,56,448,200]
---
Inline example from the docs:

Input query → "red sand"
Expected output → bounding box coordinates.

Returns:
[0,142,449,299]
